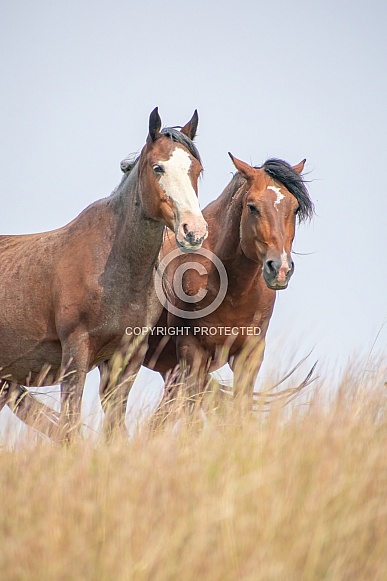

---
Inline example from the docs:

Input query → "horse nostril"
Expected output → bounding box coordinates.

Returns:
[265,260,276,276]
[185,230,196,244]
[182,224,195,242]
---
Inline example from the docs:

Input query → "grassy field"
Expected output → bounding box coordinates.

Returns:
[0,357,386,581]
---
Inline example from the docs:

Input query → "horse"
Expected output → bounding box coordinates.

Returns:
[141,153,314,417]
[3,153,313,436]
[0,107,208,441]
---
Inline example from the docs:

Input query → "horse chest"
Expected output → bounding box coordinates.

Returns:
[216,290,260,326]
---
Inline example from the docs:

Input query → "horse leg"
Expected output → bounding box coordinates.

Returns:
[147,335,209,431]
[147,367,182,431]
[167,335,209,423]
[230,337,266,410]
[99,359,130,438]
[99,339,148,440]
[58,334,90,443]
[0,380,59,438]
[100,363,140,440]
[175,334,209,398]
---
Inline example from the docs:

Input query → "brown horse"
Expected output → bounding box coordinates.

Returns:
[3,153,313,437]
[142,154,314,413]
[0,108,207,441]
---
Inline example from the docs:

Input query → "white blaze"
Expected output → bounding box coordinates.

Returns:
[268,185,284,211]
[158,148,202,218]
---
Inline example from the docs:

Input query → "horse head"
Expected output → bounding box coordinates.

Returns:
[229,154,312,290]
[138,108,208,252]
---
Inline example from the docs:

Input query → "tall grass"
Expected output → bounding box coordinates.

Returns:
[0,357,386,580]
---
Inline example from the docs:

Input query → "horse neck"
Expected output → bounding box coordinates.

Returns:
[109,165,164,283]
[207,178,263,288]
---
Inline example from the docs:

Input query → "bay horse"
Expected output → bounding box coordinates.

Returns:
[0,107,208,441]
[142,153,314,415]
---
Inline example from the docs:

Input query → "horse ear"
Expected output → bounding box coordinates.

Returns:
[228,152,255,180]
[293,159,306,174]
[148,107,162,142]
[180,110,199,140]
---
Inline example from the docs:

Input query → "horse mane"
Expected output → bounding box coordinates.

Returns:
[226,158,314,223]
[120,126,202,174]
[260,158,314,223]
[223,173,246,209]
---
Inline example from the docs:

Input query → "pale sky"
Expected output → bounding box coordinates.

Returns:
[1,0,386,440]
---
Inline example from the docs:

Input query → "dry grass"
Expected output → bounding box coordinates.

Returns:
[0,357,386,581]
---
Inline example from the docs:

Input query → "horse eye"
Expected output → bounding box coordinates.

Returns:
[153,164,165,174]
[247,204,259,214]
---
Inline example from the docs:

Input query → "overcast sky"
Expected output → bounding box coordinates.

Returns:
[1,0,386,440]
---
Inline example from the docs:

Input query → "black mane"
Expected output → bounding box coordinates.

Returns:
[260,158,314,222]
[120,126,201,174]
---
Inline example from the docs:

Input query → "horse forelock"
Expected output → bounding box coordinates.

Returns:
[259,158,314,223]
[160,127,202,165]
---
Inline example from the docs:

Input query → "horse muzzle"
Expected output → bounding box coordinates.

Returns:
[176,215,208,252]
[263,253,294,290]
